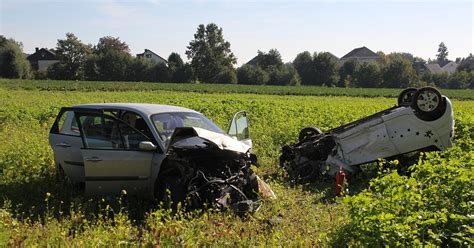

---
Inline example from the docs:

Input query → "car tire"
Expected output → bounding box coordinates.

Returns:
[298,126,323,141]
[397,87,417,107]
[411,87,445,121]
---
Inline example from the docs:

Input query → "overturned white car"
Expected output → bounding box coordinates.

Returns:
[49,103,272,213]
[280,87,455,181]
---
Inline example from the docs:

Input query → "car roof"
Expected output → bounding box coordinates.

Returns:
[73,103,199,116]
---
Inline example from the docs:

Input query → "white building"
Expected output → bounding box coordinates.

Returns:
[136,49,168,65]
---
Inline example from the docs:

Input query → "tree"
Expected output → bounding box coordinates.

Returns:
[311,52,339,86]
[47,62,69,80]
[447,71,470,89]
[167,52,193,83]
[293,51,313,85]
[237,64,269,85]
[186,23,236,84]
[252,49,283,70]
[0,36,31,79]
[173,63,194,83]
[431,72,450,88]
[436,42,448,64]
[214,67,237,84]
[95,36,130,55]
[94,49,132,81]
[54,33,91,79]
[268,63,301,86]
[354,62,382,88]
[338,59,359,87]
[126,57,156,82]
[382,55,418,88]
[168,52,184,71]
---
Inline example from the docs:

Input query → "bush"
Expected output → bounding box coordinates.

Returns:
[213,67,237,84]
[237,64,269,85]
[268,63,301,86]
[0,40,31,79]
[382,56,417,88]
[447,71,470,89]
[343,127,474,246]
[354,62,382,88]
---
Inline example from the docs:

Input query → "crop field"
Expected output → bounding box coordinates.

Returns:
[2,79,474,100]
[0,80,472,246]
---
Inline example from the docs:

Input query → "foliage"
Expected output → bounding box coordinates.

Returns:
[94,36,130,55]
[354,62,382,88]
[0,36,31,79]
[186,23,236,84]
[310,52,339,86]
[168,53,194,83]
[338,59,359,87]
[237,64,269,85]
[448,71,470,89]
[251,49,283,71]
[437,42,449,64]
[293,51,313,85]
[382,55,418,88]
[126,57,157,82]
[268,63,301,86]
[0,81,473,246]
[343,126,473,246]
[292,51,339,86]
[92,49,133,81]
[1,79,474,99]
[54,33,91,80]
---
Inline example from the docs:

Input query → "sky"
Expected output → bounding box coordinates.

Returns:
[1,0,473,65]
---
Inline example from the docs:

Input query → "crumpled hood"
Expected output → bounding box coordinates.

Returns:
[167,127,251,154]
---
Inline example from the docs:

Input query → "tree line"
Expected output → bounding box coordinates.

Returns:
[0,23,473,89]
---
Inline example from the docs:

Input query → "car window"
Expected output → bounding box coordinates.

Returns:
[151,112,223,141]
[78,113,151,150]
[119,111,154,140]
[58,111,80,136]
[80,115,121,149]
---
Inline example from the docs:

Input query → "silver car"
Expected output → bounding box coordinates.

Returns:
[49,103,266,213]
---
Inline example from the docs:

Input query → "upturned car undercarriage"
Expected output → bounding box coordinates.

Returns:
[280,87,454,183]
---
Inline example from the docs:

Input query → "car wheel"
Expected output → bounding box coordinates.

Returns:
[397,87,417,106]
[298,126,323,141]
[411,87,445,121]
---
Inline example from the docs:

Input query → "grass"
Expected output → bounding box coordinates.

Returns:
[1,78,474,100]
[0,79,473,246]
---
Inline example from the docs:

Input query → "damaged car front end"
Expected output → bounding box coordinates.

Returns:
[157,127,261,214]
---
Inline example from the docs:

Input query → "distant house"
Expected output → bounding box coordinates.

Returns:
[136,49,167,65]
[27,48,60,71]
[424,63,443,74]
[441,61,458,74]
[246,56,259,66]
[339,46,381,64]
[424,61,459,74]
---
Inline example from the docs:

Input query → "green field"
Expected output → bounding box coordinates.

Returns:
[2,79,474,100]
[0,80,472,246]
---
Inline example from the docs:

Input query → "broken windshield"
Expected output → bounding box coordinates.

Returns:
[151,112,224,141]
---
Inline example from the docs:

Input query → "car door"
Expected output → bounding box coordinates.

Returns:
[49,108,87,182]
[228,111,252,148]
[73,110,157,196]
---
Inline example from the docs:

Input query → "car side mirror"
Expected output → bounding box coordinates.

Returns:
[139,141,157,151]
[228,111,250,141]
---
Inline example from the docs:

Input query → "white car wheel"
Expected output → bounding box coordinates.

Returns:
[412,87,444,121]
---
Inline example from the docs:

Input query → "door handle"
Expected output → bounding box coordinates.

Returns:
[56,142,71,148]
[85,157,102,162]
